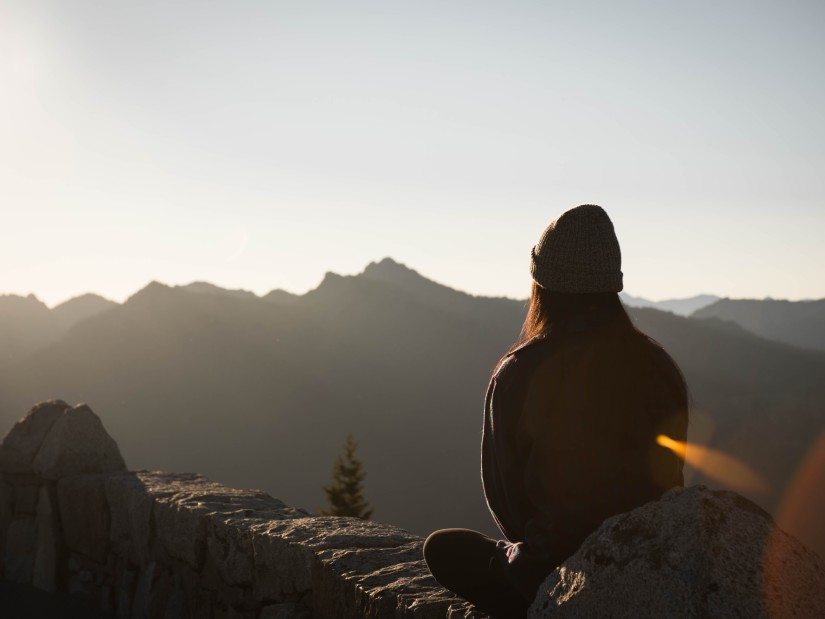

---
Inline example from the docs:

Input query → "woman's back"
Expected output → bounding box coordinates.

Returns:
[425,204,690,618]
[483,305,688,564]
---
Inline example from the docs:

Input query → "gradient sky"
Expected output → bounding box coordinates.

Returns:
[2,0,824,306]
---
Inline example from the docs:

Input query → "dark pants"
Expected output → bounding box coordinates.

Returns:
[422,528,531,618]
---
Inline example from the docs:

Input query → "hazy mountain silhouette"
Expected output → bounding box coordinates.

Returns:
[0,259,822,557]
[0,294,62,367]
[693,298,825,352]
[262,289,300,305]
[0,292,115,368]
[52,293,117,330]
[620,292,720,316]
[179,281,259,300]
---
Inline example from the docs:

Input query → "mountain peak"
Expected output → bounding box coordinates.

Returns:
[360,257,424,283]
[179,281,258,300]
[52,293,117,330]
[125,281,175,304]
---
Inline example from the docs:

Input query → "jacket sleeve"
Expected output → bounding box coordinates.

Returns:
[484,353,569,600]
[482,355,530,543]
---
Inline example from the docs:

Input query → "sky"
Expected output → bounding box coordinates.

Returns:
[2,0,824,307]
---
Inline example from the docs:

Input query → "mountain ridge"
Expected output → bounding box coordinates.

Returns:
[0,259,823,558]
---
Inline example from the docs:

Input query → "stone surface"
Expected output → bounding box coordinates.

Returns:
[106,472,160,566]
[131,560,155,619]
[3,517,37,583]
[0,400,69,474]
[11,478,41,516]
[32,403,127,479]
[2,403,474,619]
[259,603,312,619]
[33,485,60,592]
[528,485,825,618]
[250,516,420,604]
[153,474,297,570]
[0,477,11,563]
[58,474,110,562]
[313,541,460,619]
[446,603,490,618]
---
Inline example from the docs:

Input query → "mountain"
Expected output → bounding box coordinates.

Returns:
[693,298,825,352]
[178,281,259,300]
[262,289,300,305]
[52,293,117,330]
[0,294,62,367]
[0,259,822,558]
[621,292,720,316]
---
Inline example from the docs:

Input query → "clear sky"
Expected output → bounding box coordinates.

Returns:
[2,0,824,306]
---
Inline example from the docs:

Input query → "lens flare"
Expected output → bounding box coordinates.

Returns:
[656,434,769,494]
[775,430,825,556]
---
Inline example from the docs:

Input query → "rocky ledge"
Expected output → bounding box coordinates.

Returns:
[2,401,823,618]
[0,400,482,618]
[528,485,825,618]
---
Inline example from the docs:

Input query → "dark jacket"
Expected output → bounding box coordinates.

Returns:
[481,313,688,599]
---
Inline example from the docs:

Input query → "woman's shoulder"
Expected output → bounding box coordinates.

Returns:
[493,335,555,386]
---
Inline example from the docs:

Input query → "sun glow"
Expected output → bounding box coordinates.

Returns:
[656,434,769,494]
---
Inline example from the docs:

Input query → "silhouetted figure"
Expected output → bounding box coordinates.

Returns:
[423,205,688,617]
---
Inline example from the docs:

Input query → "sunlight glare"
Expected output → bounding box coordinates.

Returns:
[657,434,769,494]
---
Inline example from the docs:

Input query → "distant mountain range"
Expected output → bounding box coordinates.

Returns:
[1,259,823,558]
[619,292,720,316]
[694,298,825,352]
[0,293,115,366]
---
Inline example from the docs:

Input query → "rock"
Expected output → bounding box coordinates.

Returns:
[3,517,37,583]
[106,472,160,566]
[57,474,110,562]
[250,516,420,603]
[11,479,41,516]
[131,560,155,619]
[0,477,11,561]
[32,404,126,479]
[33,485,60,592]
[446,603,490,618]
[0,400,69,474]
[154,474,301,571]
[248,516,463,618]
[313,541,459,619]
[259,603,312,619]
[528,485,825,618]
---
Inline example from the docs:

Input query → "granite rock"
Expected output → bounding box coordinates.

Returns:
[0,400,69,474]
[0,477,11,562]
[32,404,127,479]
[106,472,159,566]
[3,517,37,583]
[58,474,110,562]
[528,485,825,618]
[33,485,60,592]
[250,516,419,603]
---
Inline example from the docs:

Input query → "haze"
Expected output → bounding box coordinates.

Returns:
[2,0,824,306]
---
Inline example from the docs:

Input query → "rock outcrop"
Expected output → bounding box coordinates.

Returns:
[0,401,482,618]
[4,400,824,618]
[528,485,825,618]
[0,399,126,478]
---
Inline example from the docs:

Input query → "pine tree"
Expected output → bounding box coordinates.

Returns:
[320,433,373,519]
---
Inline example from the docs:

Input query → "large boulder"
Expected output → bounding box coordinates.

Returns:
[57,474,111,562]
[0,400,70,474]
[31,404,126,479]
[528,485,825,618]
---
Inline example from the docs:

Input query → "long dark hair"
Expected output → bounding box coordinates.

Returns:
[518,282,633,342]
[495,282,634,371]
[496,282,689,418]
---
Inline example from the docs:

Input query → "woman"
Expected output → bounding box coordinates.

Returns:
[423,204,689,617]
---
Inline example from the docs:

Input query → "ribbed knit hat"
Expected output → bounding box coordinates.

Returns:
[530,204,623,293]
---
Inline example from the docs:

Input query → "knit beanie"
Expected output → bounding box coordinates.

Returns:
[530,204,623,293]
